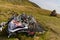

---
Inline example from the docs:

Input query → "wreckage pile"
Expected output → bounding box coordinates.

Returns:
[0,13,45,38]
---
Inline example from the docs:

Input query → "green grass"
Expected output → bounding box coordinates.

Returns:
[0,0,60,40]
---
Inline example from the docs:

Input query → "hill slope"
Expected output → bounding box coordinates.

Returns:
[0,0,60,40]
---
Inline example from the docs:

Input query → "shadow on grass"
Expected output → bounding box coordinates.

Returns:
[0,31,34,40]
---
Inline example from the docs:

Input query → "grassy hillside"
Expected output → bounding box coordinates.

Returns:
[0,0,60,40]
